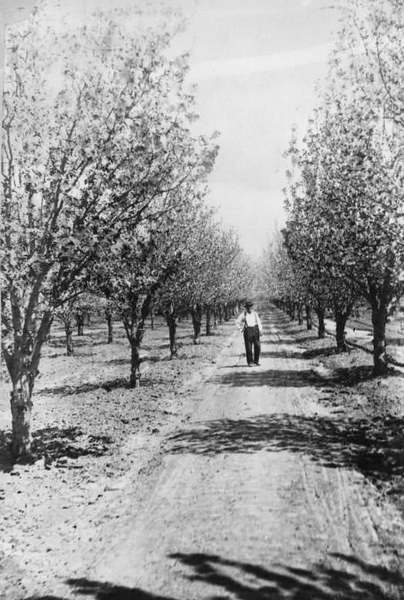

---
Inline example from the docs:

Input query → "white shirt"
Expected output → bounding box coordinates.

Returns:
[236,310,263,335]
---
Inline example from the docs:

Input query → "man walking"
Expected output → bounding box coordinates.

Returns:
[236,300,263,366]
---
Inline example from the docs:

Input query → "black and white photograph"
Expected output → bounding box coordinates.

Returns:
[0,0,403,598]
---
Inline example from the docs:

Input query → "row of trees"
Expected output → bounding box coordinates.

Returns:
[262,0,403,375]
[55,214,249,363]
[0,6,251,458]
[57,204,251,380]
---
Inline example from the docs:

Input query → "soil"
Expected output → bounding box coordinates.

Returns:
[1,306,404,599]
[0,315,236,599]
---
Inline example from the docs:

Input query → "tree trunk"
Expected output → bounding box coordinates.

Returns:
[166,311,178,358]
[297,303,303,326]
[10,374,33,458]
[127,289,158,387]
[224,304,229,321]
[4,312,53,459]
[335,311,348,352]
[218,304,223,325]
[130,341,141,388]
[315,307,325,339]
[76,313,84,336]
[206,305,212,336]
[305,305,312,330]
[191,305,202,344]
[65,322,73,356]
[371,302,388,375]
[213,308,218,329]
[287,300,295,320]
[105,309,113,344]
[150,308,155,330]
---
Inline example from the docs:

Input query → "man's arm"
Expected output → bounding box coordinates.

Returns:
[235,313,245,332]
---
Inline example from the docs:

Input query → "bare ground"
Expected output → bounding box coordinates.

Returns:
[0,315,236,599]
[1,307,404,599]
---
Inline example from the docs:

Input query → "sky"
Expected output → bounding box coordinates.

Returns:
[175,0,341,256]
[1,0,342,257]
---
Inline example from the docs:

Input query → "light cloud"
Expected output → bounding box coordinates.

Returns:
[190,43,332,81]
[207,181,286,257]
[196,7,277,19]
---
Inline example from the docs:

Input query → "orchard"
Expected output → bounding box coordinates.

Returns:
[261,0,404,376]
[2,3,404,597]
[0,5,251,459]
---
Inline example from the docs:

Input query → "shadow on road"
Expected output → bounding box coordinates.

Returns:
[214,364,400,388]
[167,413,404,484]
[259,346,338,360]
[264,337,318,345]
[283,327,313,336]
[24,552,404,599]
[168,551,404,600]
[25,577,177,600]
[213,368,326,388]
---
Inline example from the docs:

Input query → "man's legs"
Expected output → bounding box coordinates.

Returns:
[253,328,261,364]
[243,329,253,365]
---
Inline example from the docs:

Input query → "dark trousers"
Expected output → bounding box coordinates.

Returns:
[243,326,260,364]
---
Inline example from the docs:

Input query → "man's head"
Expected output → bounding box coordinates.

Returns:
[245,300,253,312]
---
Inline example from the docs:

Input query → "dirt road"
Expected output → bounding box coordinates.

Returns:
[59,308,404,599]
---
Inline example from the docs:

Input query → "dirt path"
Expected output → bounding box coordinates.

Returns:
[30,308,404,598]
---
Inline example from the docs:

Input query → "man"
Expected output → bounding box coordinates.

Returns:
[236,300,263,366]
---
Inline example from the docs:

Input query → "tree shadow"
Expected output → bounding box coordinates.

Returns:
[25,578,178,600]
[47,338,110,349]
[303,346,339,359]
[156,334,193,351]
[259,346,337,360]
[104,358,130,366]
[137,376,171,388]
[0,430,14,472]
[284,327,307,336]
[45,352,65,359]
[386,337,404,346]
[332,365,401,386]
[157,342,175,351]
[214,364,396,389]
[213,368,326,388]
[146,355,165,363]
[166,413,404,486]
[168,551,404,599]
[37,377,129,396]
[31,427,113,464]
[0,427,113,470]
[105,355,168,366]
[265,336,317,346]
[259,350,306,360]
[22,553,404,600]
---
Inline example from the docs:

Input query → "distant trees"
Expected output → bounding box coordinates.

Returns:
[156,206,252,357]
[262,0,404,373]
